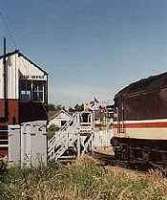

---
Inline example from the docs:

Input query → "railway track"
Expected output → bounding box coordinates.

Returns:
[91,151,167,173]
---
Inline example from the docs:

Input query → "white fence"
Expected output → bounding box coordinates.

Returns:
[93,128,113,150]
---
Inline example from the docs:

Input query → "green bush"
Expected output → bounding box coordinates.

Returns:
[47,124,60,139]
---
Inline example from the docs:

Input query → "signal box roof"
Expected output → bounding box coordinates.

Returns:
[0,50,48,77]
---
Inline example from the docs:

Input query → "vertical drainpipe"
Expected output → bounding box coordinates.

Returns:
[3,37,8,121]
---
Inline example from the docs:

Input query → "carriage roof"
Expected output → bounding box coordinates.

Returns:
[115,72,167,99]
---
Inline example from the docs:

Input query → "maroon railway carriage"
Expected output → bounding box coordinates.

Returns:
[111,72,167,164]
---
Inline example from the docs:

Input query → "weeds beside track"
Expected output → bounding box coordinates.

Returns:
[0,156,167,200]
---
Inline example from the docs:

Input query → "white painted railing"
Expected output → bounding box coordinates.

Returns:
[48,112,94,161]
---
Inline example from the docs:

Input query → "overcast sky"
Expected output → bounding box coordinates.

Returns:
[1,0,167,105]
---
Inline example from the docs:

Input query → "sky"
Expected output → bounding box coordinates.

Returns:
[1,0,167,105]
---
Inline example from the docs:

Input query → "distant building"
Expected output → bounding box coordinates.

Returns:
[48,110,71,128]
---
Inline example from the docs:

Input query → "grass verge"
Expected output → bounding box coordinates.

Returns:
[0,156,167,200]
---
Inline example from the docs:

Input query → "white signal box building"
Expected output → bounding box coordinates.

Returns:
[0,50,48,167]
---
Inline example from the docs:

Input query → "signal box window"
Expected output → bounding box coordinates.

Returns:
[19,80,46,102]
[20,81,31,101]
[32,82,44,102]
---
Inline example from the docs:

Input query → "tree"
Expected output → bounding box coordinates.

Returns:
[47,104,56,111]
[74,104,84,112]
[55,105,63,112]
[68,107,75,113]
[47,104,66,112]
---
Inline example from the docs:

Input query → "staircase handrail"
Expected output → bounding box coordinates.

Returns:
[48,126,79,160]
[48,111,95,161]
[48,112,78,145]
[48,113,79,155]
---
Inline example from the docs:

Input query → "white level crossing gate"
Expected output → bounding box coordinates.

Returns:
[48,112,95,161]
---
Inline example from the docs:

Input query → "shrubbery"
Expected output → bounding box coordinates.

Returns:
[47,124,60,139]
[0,157,167,200]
